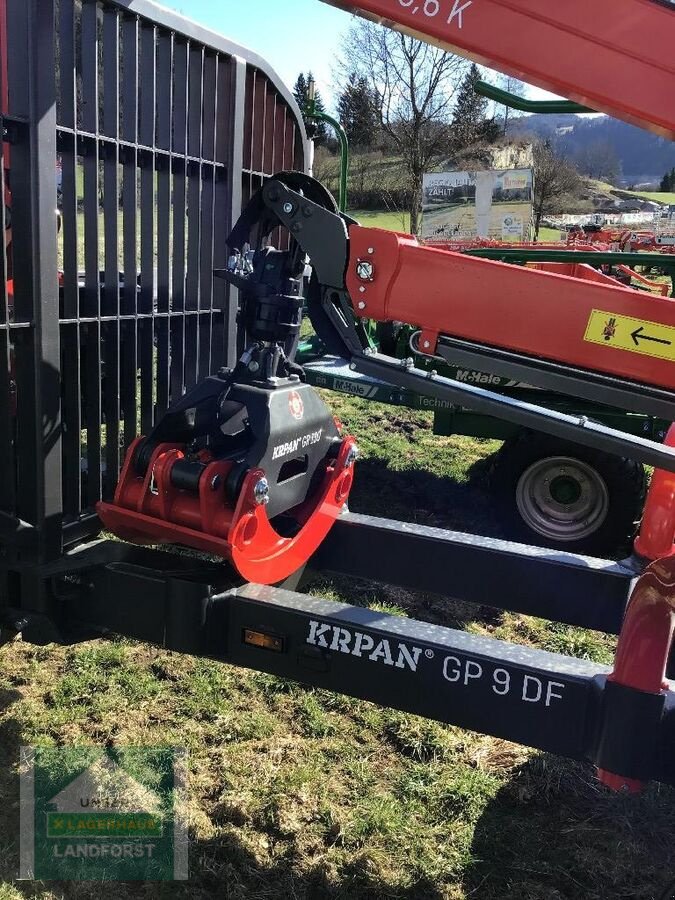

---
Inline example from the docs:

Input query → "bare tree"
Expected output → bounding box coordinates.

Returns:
[497,73,526,137]
[338,21,466,235]
[533,140,584,239]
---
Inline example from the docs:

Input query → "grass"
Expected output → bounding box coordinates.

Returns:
[2,391,675,899]
[631,190,675,205]
[348,208,411,232]
[537,226,563,242]
[590,180,675,207]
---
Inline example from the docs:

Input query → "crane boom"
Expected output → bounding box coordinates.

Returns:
[321,0,675,138]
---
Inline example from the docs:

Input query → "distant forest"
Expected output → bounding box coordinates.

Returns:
[509,113,675,184]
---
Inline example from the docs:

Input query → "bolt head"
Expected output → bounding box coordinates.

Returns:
[345,445,359,468]
[283,201,294,214]
[356,260,374,281]
[367,247,375,254]
[254,477,270,506]
[423,340,430,349]
[358,301,366,310]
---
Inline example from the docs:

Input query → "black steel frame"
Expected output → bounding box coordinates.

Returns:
[0,0,306,582]
[1,0,675,794]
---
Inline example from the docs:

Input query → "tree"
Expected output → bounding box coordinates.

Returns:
[450,63,501,157]
[338,20,466,234]
[573,139,622,184]
[293,71,327,145]
[532,140,584,239]
[660,167,675,192]
[497,73,526,137]
[337,72,379,149]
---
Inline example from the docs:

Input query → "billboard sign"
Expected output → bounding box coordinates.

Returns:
[421,168,534,242]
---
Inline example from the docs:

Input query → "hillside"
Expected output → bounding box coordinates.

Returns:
[509,113,675,185]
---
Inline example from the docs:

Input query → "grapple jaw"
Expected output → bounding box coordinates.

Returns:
[98,175,356,584]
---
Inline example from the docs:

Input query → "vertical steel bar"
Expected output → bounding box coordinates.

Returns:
[102,5,121,491]
[120,12,138,448]
[155,28,172,414]
[223,56,246,367]
[81,0,102,504]
[7,0,62,560]
[170,37,188,400]
[138,22,155,433]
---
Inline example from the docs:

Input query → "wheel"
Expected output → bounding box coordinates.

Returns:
[491,432,646,556]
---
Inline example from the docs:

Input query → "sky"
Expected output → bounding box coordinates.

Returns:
[157,0,561,110]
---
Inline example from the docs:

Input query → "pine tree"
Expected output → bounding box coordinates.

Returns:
[292,73,307,111]
[293,71,327,145]
[660,171,670,192]
[451,63,500,154]
[337,72,379,149]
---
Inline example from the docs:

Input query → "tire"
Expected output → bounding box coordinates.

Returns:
[491,432,646,556]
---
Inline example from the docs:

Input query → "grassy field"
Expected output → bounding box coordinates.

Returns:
[1,391,675,899]
[631,190,675,205]
[348,208,411,232]
[590,180,675,207]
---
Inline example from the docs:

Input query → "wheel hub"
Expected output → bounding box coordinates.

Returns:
[516,456,610,542]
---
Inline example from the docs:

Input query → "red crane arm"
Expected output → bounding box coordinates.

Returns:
[320,0,675,139]
[346,225,675,392]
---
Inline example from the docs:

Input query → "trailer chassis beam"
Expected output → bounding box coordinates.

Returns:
[1,515,672,790]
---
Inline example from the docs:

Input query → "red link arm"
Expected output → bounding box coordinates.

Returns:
[321,0,675,138]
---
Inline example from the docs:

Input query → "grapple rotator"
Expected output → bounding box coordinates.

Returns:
[98,179,356,584]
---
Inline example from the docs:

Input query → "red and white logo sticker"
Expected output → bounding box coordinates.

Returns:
[288,390,304,420]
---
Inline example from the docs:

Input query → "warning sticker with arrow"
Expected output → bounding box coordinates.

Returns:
[584,309,675,361]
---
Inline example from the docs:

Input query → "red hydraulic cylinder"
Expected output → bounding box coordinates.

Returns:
[597,556,675,793]
[634,423,675,561]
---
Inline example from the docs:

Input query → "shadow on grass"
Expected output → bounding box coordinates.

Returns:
[185,833,445,900]
[463,754,675,900]
[0,686,24,887]
[348,454,501,539]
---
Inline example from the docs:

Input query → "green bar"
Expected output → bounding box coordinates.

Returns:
[306,100,349,213]
[463,247,675,269]
[475,79,594,115]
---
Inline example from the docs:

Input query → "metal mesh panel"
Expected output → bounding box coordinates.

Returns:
[0,0,307,563]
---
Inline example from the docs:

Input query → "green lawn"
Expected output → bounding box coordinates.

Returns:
[590,180,675,206]
[537,226,563,242]
[631,190,675,205]
[348,208,411,232]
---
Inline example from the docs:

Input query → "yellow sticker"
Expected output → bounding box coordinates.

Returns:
[584,309,675,362]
